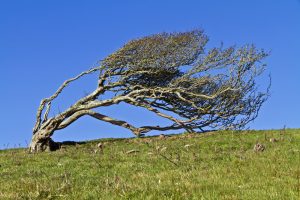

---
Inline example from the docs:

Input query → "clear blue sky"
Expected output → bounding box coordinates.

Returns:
[1,0,299,148]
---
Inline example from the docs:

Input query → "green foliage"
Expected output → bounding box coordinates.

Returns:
[1,129,300,199]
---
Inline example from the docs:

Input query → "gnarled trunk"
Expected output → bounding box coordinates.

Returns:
[29,126,59,153]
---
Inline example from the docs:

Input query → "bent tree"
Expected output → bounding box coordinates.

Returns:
[30,30,269,152]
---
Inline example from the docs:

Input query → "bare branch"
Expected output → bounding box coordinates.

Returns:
[57,110,144,136]
[33,66,103,133]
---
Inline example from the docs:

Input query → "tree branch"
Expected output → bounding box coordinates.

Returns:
[33,66,103,133]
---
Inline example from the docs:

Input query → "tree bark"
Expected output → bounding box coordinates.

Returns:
[29,126,59,153]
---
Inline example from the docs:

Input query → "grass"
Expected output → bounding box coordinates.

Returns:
[0,129,300,199]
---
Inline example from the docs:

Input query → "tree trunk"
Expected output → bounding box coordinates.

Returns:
[29,129,59,153]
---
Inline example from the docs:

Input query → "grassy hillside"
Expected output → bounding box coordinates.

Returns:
[0,129,300,200]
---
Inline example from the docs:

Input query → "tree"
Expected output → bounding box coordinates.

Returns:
[29,30,269,152]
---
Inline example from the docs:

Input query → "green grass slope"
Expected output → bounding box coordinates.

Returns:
[0,129,300,200]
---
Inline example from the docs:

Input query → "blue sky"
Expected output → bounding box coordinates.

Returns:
[1,0,299,148]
